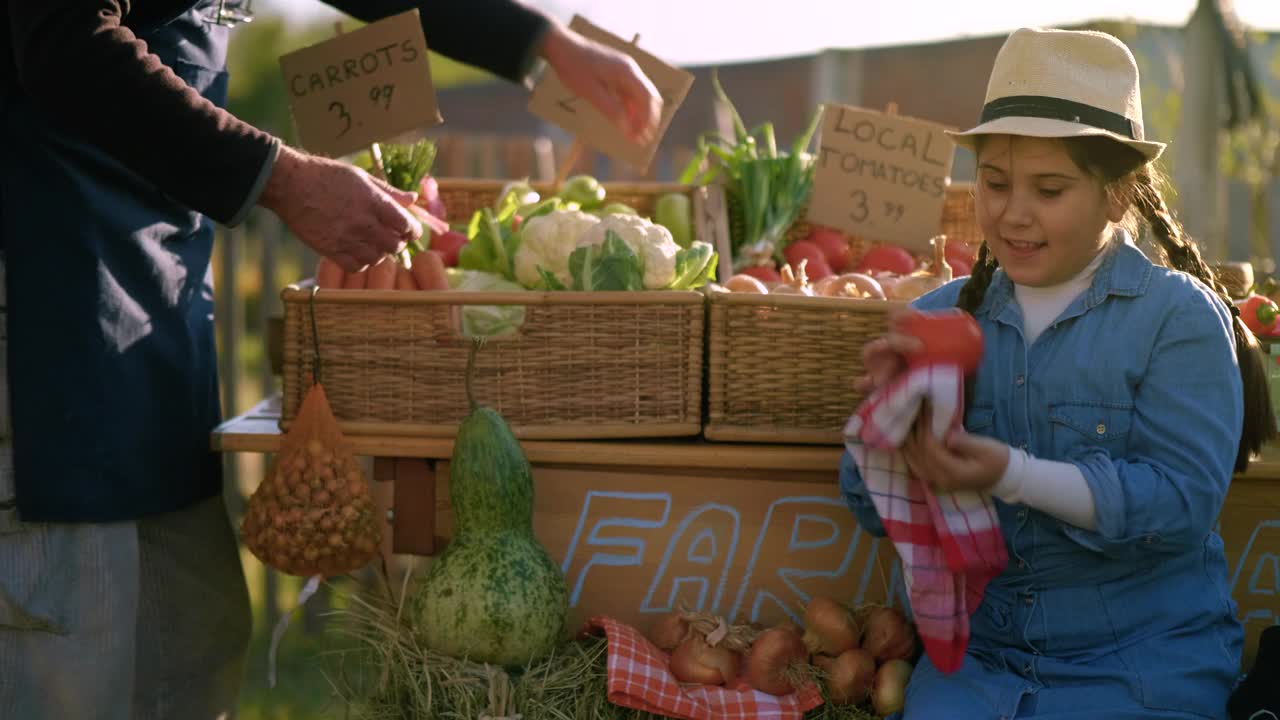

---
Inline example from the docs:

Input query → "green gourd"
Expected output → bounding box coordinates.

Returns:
[413,341,569,666]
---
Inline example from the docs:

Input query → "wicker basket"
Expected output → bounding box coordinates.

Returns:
[281,288,705,438]
[704,292,908,444]
[279,179,716,440]
[705,182,981,445]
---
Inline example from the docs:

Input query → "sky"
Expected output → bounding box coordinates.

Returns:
[258,0,1280,65]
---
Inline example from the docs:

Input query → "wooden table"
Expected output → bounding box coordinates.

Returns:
[213,395,1280,667]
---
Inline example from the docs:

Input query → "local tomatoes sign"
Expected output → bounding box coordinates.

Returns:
[279,10,442,158]
[807,104,956,252]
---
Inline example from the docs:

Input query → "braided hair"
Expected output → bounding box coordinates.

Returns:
[959,135,1274,471]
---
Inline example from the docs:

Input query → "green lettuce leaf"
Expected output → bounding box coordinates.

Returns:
[666,241,718,290]
[569,230,644,291]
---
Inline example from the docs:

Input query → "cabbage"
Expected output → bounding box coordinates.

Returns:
[445,269,528,338]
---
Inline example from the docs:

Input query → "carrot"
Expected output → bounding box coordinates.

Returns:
[316,257,345,289]
[366,255,397,290]
[395,266,418,290]
[395,252,419,290]
[410,249,450,291]
[342,268,368,290]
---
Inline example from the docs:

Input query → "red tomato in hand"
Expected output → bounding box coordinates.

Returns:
[1237,294,1280,337]
[429,230,468,267]
[897,309,984,374]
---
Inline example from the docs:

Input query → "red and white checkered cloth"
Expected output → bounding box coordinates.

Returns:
[843,363,1008,674]
[582,616,824,719]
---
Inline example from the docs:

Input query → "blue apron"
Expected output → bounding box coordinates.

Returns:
[0,2,229,521]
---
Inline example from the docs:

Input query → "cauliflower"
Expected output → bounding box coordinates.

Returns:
[512,210,600,288]
[575,214,680,289]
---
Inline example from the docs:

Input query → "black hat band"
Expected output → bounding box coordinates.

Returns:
[979,95,1138,140]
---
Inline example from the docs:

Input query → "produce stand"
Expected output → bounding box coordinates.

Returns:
[212,395,1280,670]
[228,49,1280,710]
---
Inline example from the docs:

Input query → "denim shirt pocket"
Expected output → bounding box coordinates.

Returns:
[1047,402,1133,459]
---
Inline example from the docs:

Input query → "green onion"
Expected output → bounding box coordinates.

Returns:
[679,70,822,270]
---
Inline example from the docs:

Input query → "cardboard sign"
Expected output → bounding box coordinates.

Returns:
[279,10,442,158]
[428,460,1280,671]
[528,16,694,173]
[434,463,904,631]
[808,105,955,252]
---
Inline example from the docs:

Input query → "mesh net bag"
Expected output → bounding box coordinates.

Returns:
[242,382,382,577]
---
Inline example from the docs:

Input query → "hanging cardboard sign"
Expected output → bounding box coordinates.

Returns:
[528,16,694,173]
[280,10,442,158]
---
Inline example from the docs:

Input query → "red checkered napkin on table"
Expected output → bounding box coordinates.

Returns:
[843,363,1008,674]
[584,616,824,720]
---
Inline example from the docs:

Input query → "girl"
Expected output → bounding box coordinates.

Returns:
[840,27,1274,719]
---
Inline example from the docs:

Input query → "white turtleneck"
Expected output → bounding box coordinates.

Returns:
[988,244,1110,531]
[1014,243,1108,345]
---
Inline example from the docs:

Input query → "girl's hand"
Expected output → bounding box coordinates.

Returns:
[855,310,924,395]
[902,405,1009,493]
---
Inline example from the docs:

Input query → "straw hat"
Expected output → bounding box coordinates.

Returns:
[948,27,1165,161]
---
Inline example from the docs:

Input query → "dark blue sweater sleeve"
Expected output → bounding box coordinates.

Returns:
[322,0,551,83]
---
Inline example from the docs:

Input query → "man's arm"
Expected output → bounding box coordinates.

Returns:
[321,0,551,84]
[324,1,662,144]
[8,1,278,225]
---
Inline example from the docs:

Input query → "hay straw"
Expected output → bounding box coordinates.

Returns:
[320,570,888,719]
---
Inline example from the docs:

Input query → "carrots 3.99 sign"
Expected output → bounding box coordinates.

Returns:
[279,10,442,158]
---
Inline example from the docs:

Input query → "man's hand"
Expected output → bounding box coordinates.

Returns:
[259,145,422,271]
[539,22,662,145]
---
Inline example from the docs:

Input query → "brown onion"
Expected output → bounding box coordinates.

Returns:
[648,612,692,652]
[871,658,913,716]
[801,596,859,656]
[816,648,876,705]
[724,274,770,294]
[669,635,739,686]
[744,624,810,696]
[862,606,916,662]
[835,272,886,300]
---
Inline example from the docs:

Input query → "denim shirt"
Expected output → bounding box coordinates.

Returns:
[840,239,1244,718]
